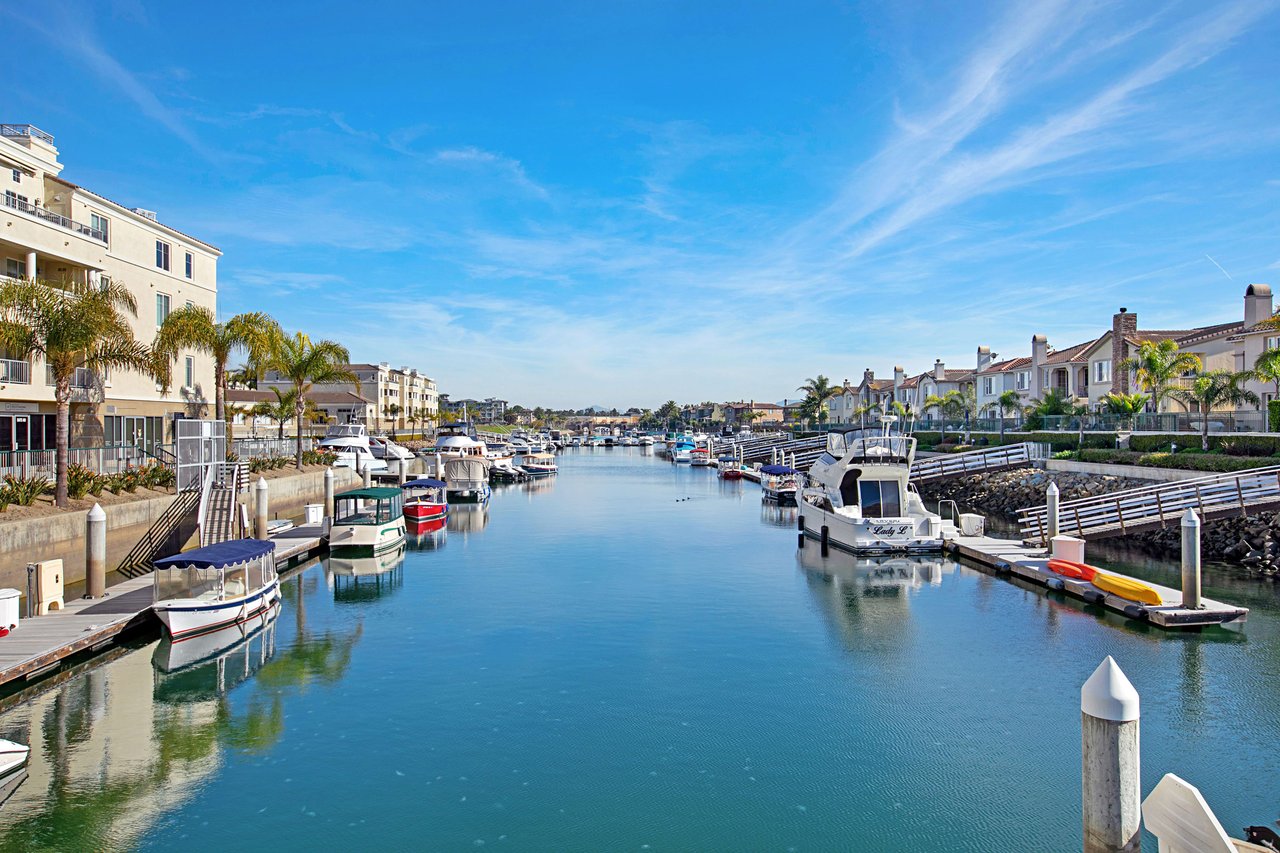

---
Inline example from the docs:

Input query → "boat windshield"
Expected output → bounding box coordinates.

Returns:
[335,492,403,524]
[859,480,902,517]
[847,435,913,463]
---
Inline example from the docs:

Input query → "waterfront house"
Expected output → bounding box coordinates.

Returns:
[1228,285,1280,409]
[724,401,784,427]
[264,363,438,433]
[910,360,976,424]
[227,388,377,436]
[0,123,221,454]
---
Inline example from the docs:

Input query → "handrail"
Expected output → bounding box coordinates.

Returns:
[196,462,217,547]
[2,195,107,242]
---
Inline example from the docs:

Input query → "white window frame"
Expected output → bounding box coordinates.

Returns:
[10,169,19,184]
[184,356,194,389]
[156,240,170,271]
[1265,336,1280,351]
[1015,371,1029,391]
[1093,360,1112,384]
[156,293,171,327]
[184,251,193,279]
[90,213,109,241]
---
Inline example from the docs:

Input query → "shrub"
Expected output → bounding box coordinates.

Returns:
[0,488,10,513]
[89,475,108,497]
[1052,450,1078,460]
[1076,449,1141,465]
[1136,452,1276,473]
[1271,400,1280,433]
[1218,439,1276,458]
[3,474,50,506]
[67,463,98,500]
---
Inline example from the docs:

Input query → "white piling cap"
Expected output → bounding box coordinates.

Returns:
[256,476,268,489]
[1081,656,1140,721]
[1047,482,1059,496]
[88,503,105,520]
[1181,507,1200,528]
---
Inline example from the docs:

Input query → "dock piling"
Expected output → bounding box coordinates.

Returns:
[254,477,269,541]
[85,504,106,599]
[1046,482,1060,544]
[324,467,335,519]
[1081,656,1141,853]
[363,464,372,488]
[1181,508,1202,610]
[398,461,407,486]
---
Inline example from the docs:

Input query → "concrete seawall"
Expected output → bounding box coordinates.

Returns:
[1043,459,1207,482]
[0,466,359,591]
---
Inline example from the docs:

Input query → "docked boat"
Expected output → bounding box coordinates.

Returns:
[435,422,489,463]
[443,456,492,504]
[153,597,280,673]
[638,435,655,446]
[519,451,558,477]
[369,435,415,463]
[323,437,388,475]
[402,478,448,522]
[152,539,281,642]
[718,458,744,480]
[0,740,29,787]
[760,464,799,504]
[797,424,944,554]
[330,486,408,553]
[690,443,714,466]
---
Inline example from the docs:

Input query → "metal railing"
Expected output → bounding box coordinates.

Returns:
[0,444,160,479]
[2,194,107,242]
[911,442,1049,483]
[1018,466,1280,542]
[0,124,54,143]
[231,437,298,459]
[0,358,29,384]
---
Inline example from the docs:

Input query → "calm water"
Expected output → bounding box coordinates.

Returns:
[1,449,1277,851]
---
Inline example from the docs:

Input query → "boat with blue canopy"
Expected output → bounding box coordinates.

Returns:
[152,539,280,642]
[402,478,448,523]
[759,463,799,505]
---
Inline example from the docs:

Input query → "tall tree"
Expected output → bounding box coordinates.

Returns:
[1170,370,1259,451]
[797,375,838,427]
[1251,347,1280,401]
[996,390,1022,442]
[0,278,159,506]
[252,387,297,440]
[1120,339,1202,412]
[154,307,281,423]
[267,332,358,468]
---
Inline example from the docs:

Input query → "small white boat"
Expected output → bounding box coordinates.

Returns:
[323,438,388,475]
[798,422,944,554]
[638,436,655,446]
[760,464,799,505]
[153,597,280,674]
[520,452,558,477]
[152,539,281,642]
[443,456,492,504]
[369,435,415,462]
[330,486,408,553]
[0,740,29,784]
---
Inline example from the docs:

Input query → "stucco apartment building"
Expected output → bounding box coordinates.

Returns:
[0,124,220,453]
[260,362,437,430]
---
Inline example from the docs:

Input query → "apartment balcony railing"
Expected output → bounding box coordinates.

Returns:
[2,194,107,243]
[0,358,30,384]
[44,366,96,389]
[0,124,54,144]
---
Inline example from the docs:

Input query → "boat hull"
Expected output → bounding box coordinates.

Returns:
[404,501,447,522]
[329,518,407,554]
[799,505,943,554]
[153,579,282,643]
[762,487,797,506]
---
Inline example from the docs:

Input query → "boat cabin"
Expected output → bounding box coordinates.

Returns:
[334,487,405,527]
[153,539,278,605]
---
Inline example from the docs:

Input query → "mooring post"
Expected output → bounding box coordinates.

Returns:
[363,464,372,488]
[85,503,106,599]
[772,447,778,465]
[398,460,408,486]
[1181,508,1201,610]
[254,477,270,541]
[1081,656,1141,853]
[324,467,335,519]
[1046,481,1061,545]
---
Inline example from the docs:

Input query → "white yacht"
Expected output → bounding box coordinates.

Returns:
[435,422,489,464]
[323,438,388,475]
[369,435,415,462]
[798,421,944,554]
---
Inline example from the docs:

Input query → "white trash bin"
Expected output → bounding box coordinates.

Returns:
[304,504,323,525]
[0,588,20,631]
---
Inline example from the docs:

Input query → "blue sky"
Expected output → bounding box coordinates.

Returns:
[6,0,1279,409]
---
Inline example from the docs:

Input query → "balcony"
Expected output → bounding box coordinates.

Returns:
[45,366,96,389]
[2,194,107,243]
[0,358,30,384]
[0,124,54,144]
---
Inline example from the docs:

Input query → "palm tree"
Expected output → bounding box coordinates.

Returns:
[924,393,948,438]
[267,332,358,468]
[385,403,402,437]
[1251,347,1280,400]
[1100,392,1150,427]
[0,278,159,506]
[1120,339,1203,412]
[996,390,1022,442]
[153,307,281,423]
[252,387,297,440]
[797,375,838,428]
[1169,370,1260,451]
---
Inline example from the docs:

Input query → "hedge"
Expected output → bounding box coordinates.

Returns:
[1062,448,1278,473]
[1127,433,1280,455]
[912,430,1116,453]
[1270,400,1280,433]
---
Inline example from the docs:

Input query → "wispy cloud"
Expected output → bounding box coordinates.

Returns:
[431,146,548,197]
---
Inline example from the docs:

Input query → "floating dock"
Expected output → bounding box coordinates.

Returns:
[0,526,327,692]
[945,533,1248,629]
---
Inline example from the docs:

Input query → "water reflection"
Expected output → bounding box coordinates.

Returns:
[448,503,489,533]
[152,598,281,675]
[760,503,797,528]
[406,516,447,551]
[330,542,406,604]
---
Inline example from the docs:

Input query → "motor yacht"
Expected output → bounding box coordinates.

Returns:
[798,420,944,554]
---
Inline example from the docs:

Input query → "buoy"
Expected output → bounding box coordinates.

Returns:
[1046,577,1065,591]
[1122,604,1148,621]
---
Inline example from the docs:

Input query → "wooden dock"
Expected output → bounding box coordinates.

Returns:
[0,525,328,693]
[945,533,1248,629]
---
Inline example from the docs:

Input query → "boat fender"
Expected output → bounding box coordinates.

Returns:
[1045,577,1065,592]
[797,514,805,532]
[797,532,806,550]
[994,561,1011,574]
[1082,589,1106,605]
[1122,604,1148,621]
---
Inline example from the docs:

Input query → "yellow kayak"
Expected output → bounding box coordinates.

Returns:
[1091,571,1163,606]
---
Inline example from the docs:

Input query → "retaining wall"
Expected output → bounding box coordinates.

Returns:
[1043,459,1207,483]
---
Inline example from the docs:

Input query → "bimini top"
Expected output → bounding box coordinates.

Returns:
[403,478,446,489]
[336,487,402,500]
[155,538,275,570]
[760,464,797,475]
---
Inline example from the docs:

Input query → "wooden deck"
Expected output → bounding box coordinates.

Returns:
[0,525,328,692]
[945,532,1248,629]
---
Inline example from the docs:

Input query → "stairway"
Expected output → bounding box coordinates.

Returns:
[199,463,247,546]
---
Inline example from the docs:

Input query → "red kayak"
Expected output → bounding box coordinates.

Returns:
[1046,558,1097,582]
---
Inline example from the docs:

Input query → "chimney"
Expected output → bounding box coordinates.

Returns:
[1112,308,1137,393]
[934,359,945,381]
[1245,284,1273,327]
[976,345,993,374]
[862,368,874,387]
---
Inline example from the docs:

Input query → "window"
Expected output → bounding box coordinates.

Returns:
[5,258,25,279]
[1015,371,1029,391]
[982,377,993,395]
[4,190,29,210]
[10,169,19,183]
[185,300,195,312]
[156,293,171,326]
[156,240,170,271]
[184,356,194,388]
[1266,336,1280,351]
[1093,360,1112,383]
[185,252,193,279]
[90,213,109,241]
[859,480,902,518]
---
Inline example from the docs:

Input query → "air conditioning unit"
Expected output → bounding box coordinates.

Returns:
[131,207,158,221]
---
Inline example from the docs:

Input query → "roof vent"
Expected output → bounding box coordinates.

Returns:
[131,207,158,221]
